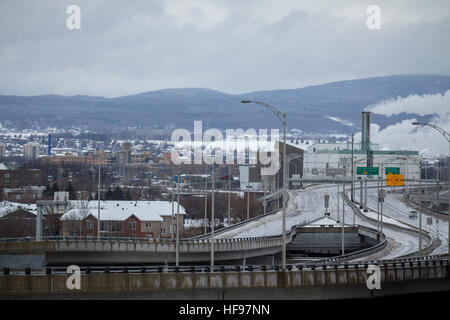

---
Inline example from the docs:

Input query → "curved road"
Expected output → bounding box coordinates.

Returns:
[215,183,430,260]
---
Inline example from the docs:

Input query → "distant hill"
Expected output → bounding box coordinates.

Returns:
[1,74,449,134]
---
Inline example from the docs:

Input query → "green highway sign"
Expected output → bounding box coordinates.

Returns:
[385,167,400,175]
[357,167,379,175]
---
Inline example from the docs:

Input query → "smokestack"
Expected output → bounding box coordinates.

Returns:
[361,112,370,151]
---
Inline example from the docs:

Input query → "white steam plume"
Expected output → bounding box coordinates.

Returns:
[359,90,450,157]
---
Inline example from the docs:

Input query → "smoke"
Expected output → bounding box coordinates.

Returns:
[360,91,450,157]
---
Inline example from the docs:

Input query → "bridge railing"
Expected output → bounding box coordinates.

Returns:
[1,254,447,276]
[0,223,300,254]
[344,190,438,258]
[192,191,292,239]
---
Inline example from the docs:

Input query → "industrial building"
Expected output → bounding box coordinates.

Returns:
[239,141,304,192]
[294,112,420,180]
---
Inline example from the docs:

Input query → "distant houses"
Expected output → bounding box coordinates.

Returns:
[61,200,186,239]
[0,200,186,239]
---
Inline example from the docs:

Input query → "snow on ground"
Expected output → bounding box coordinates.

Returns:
[216,183,426,259]
[358,188,448,255]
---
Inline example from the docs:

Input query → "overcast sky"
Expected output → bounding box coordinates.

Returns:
[1,0,449,97]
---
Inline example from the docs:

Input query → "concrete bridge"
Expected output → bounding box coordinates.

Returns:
[0,255,448,299]
[0,223,386,268]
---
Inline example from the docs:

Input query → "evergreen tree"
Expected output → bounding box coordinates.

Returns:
[105,187,113,200]
[52,182,59,194]
[112,186,124,200]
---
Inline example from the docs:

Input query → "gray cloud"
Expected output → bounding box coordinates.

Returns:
[0,0,449,97]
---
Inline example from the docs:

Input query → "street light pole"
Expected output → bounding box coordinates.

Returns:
[412,122,450,266]
[97,165,101,240]
[241,100,287,271]
[282,112,287,271]
[228,166,231,225]
[351,134,355,202]
[204,174,208,234]
[419,160,422,251]
[176,172,180,267]
[211,166,215,267]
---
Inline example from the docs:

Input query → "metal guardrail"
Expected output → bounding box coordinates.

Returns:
[301,224,388,266]
[403,194,448,216]
[192,192,291,239]
[349,192,437,257]
[2,254,448,276]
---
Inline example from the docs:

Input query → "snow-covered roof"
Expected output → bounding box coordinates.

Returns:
[0,201,37,217]
[61,200,185,221]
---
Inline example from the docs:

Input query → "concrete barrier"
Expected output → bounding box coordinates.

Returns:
[1,261,448,299]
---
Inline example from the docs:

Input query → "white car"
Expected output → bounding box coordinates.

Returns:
[409,210,418,219]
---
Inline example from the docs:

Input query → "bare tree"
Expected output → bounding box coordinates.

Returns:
[63,200,90,236]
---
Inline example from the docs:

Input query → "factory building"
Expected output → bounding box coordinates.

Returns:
[297,112,420,180]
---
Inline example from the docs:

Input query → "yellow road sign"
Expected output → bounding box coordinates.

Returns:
[386,174,403,186]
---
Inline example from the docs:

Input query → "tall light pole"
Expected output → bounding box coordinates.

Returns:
[211,166,215,267]
[242,100,287,271]
[97,165,101,240]
[204,174,208,234]
[412,122,450,265]
[351,133,355,202]
[228,166,231,226]
[176,172,180,267]
[397,155,423,250]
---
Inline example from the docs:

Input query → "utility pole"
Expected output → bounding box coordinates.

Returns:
[211,167,215,267]
[263,177,267,215]
[377,163,380,233]
[171,168,175,239]
[240,100,287,271]
[247,189,250,220]
[337,178,340,222]
[171,179,174,239]
[97,165,101,240]
[204,174,208,234]
[364,178,368,212]
[176,172,180,267]
[419,161,423,251]
[228,166,231,226]
[380,164,384,234]
[282,112,287,272]
[341,175,345,256]
[359,178,363,209]
[351,134,355,202]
